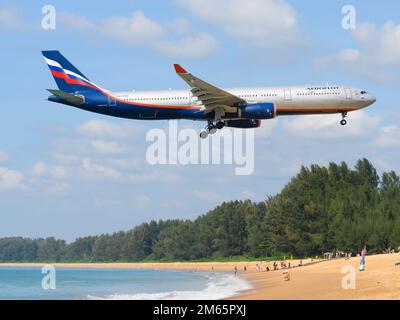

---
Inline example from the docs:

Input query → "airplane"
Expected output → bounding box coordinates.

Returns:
[42,50,376,139]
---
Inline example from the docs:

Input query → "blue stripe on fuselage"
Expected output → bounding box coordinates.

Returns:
[51,94,212,120]
[93,100,210,120]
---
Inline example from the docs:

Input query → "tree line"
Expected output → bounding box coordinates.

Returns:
[1,158,399,262]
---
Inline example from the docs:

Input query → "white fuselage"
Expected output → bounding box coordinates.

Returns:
[113,85,376,116]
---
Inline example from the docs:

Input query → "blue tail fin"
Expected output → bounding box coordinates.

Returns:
[42,50,100,93]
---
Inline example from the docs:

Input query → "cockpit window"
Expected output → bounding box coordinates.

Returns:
[361,90,367,94]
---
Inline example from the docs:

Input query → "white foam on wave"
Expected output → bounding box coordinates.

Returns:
[86,273,252,300]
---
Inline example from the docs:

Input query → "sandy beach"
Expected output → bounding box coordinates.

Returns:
[1,253,399,299]
[234,253,400,299]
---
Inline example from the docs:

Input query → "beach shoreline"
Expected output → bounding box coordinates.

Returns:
[1,253,399,299]
[0,258,312,299]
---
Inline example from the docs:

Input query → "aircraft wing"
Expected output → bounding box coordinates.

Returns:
[174,64,245,113]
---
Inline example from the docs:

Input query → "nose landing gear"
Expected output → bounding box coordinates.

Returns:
[340,112,348,126]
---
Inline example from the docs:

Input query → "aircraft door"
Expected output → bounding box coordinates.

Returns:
[284,89,292,101]
[108,96,116,106]
[344,88,352,99]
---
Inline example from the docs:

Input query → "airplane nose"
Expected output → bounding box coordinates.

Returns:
[361,95,376,107]
[364,95,376,105]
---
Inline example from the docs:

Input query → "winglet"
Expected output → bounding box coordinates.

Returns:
[173,64,188,74]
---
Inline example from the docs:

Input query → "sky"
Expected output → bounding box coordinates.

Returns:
[1,0,400,241]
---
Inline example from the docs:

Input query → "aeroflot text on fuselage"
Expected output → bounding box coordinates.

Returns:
[42,50,376,139]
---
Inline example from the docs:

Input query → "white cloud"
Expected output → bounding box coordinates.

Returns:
[316,20,400,81]
[0,150,8,162]
[102,11,165,44]
[46,182,71,195]
[33,119,184,187]
[52,153,80,165]
[0,166,24,190]
[283,111,380,139]
[60,10,219,59]
[104,157,142,171]
[157,33,219,59]
[31,162,47,176]
[373,125,400,148]
[75,119,139,139]
[167,18,190,34]
[316,48,360,66]
[177,0,303,48]
[81,157,122,180]
[337,48,360,62]
[314,47,375,78]
[0,7,25,30]
[353,21,400,67]
[255,119,278,138]
[59,11,97,31]
[49,166,67,179]
[79,157,182,184]
[91,140,127,155]
[31,162,67,179]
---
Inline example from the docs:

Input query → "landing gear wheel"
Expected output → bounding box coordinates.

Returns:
[200,130,209,139]
[216,120,225,129]
[340,112,348,126]
[206,123,217,135]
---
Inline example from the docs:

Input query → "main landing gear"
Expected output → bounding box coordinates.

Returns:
[199,108,225,139]
[199,120,225,139]
[340,112,348,126]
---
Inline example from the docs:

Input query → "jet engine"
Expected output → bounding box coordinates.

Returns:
[239,102,276,119]
[225,119,261,128]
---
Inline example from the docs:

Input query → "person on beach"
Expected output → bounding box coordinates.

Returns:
[361,245,367,260]
[360,245,367,270]
[234,266,238,276]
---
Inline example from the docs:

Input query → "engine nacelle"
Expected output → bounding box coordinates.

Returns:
[225,119,261,128]
[239,102,276,119]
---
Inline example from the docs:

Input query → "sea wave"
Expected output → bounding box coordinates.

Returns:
[86,273,252,300]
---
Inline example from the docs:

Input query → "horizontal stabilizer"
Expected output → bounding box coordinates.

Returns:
[47,89,84,105]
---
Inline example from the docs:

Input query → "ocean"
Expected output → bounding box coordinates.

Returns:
[0,267,251,300]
